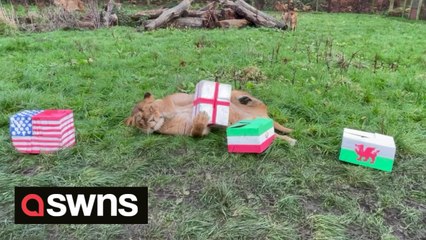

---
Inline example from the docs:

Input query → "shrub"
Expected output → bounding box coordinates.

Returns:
[0,6,18,36]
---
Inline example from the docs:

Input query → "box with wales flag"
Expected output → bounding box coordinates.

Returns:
[227,118,275,153]
[339,128,396,172]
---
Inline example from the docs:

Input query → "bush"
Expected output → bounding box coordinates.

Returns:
[0,6,18,36]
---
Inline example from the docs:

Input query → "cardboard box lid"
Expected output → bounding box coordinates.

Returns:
[343,128,395,148]
[227,118,273,136]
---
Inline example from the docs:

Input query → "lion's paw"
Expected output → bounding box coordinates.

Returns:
[195,111,210,125]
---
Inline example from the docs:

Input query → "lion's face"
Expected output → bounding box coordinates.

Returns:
[125,92,165,134]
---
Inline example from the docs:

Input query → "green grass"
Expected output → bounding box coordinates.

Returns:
[1,12,425,239]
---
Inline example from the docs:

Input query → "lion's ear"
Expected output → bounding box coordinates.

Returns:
[143,92,155,102]
[144,92,152,99]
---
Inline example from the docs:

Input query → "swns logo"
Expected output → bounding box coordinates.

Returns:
[15,187,148,224]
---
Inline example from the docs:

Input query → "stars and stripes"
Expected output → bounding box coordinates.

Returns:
[10,109,76,154]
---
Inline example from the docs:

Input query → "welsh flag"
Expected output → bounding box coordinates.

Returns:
[339,128,396,172]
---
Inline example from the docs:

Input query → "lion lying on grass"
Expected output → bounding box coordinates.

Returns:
[125,90,296,145]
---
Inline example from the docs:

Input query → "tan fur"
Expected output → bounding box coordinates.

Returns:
[53,0,84,12]
[125,91,296,145]
[282,11,297,31]
[275,2,288,12]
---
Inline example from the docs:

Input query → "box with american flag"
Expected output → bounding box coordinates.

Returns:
[9,109,76,154]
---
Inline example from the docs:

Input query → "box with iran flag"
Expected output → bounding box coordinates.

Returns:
[9,109,76,154]
[193,80,232,127]
[227,118,275,153]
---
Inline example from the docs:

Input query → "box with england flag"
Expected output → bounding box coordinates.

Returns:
[9,109,76,154]
[193,80,232,127]
[227,118,275,153]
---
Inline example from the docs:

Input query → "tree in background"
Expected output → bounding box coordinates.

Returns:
[389,0,395,11]
[415,0,424,19]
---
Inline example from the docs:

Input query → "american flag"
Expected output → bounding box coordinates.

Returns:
[10,109,76,154]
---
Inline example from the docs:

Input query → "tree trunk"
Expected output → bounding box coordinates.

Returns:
[132,9,164,20]
[220,8,236,20]
[182,10,215,17]
[198,1,216,11]
[169,17,205,28]
[145,0,193,30]
[389,0,395,11]
[103,0,115,27]
[235,0,280,23]
[316,0,319,11]
[224,0,285,29]
[218,19,249,28]
[76,21,96,29]
[371,0,376,12]
[409,0,418,19]
[402,0,408,16]
[416,0,424,19]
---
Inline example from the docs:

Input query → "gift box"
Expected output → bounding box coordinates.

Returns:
[193,80,232,127]
[9,109,76,154]
[339,128,396,172]
[227,118,275,153]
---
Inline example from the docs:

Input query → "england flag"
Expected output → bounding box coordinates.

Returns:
[9,109,76,154]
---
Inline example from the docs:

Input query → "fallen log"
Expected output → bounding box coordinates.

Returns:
[198,1,216,11]
[145,0,193,30]
[76,21,96,29]
[204,9,220,28]
[169,17,205,28]
[181,9,226,18]
[223,0,285,29]
[135,0,285,30]
[220,7,236,20]
[218,19,249,28]
[131,9,164,20]
[235,0,281,22]
[183,7,236,21]
[182,10,208,17]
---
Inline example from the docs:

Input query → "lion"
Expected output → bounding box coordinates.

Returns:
[282,10,297,31]
[276,1,298,31]
[124,90,296,145]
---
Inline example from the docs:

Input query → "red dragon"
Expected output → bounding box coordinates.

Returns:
[355,144,380,164]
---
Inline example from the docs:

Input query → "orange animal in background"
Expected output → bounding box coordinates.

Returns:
[53,0,84,12]
[276,1,298,31]
[274,1,288,12]
[283,10,297,31]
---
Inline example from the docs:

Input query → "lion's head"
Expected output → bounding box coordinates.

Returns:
[124,92,165,134]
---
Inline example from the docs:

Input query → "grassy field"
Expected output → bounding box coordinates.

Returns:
[0,12,425,239]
